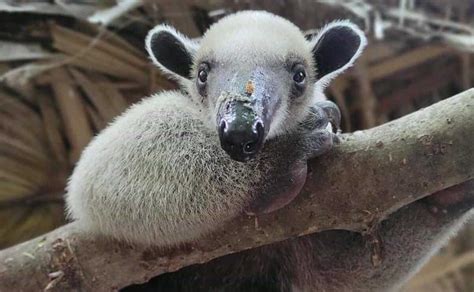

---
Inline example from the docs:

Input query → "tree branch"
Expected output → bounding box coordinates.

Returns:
[1,89,473,291]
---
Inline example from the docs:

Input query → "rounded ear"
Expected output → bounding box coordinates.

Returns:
[145,25,199,82]
[309,20,367,85]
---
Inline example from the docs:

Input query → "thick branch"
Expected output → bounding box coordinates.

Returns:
[1,89,473,291]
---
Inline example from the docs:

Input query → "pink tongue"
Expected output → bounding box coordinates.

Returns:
[244,162,308,215]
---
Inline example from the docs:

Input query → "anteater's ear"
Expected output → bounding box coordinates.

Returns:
[309,21,367,84]
[146,25,198,81]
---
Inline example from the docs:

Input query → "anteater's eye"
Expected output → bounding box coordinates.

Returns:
[291,63,306,85]
[293,69,306,84]
[198,69,208,83]
[198,63,209,84]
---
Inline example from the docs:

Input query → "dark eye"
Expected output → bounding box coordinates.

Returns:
[198,69,207,83]
[198,63,209,84]
[290,64,307,98]
[293,70,306,84]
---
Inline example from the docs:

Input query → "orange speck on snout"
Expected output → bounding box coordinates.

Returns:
[245,80,255,95]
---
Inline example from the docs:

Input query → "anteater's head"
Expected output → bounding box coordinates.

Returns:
[146,11,366,162]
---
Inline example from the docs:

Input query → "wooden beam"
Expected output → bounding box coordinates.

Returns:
[368,45,451,81]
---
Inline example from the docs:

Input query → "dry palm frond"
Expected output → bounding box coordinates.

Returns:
[0,2,472,290]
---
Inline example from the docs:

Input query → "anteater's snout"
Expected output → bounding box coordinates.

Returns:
[218,117,265,162]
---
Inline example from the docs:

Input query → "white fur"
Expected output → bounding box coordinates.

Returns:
[196,11,312,68]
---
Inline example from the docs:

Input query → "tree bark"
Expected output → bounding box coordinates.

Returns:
[0,89,473,292]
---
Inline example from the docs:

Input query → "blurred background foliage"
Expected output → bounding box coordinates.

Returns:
[0,0,473,291]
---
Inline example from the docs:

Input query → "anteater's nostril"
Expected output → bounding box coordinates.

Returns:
[243,120,264,154]
[220,120,228,133]
[243,141,257,154]
[255,120,264,137]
